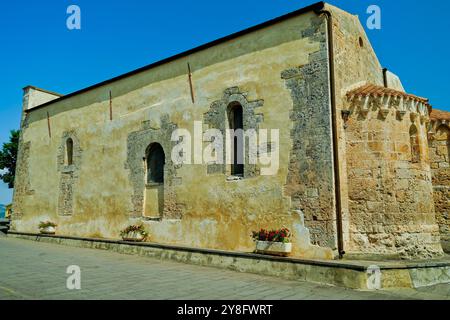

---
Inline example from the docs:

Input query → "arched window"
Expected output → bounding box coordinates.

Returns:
[410,125,420,163]
[228,103,244,176]
[66,138,74,166]
[146,143,165,184]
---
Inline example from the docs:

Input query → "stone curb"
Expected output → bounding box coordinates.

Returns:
[8,231,450,290]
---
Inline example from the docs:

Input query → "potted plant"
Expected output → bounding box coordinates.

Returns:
[120,224,148,242]
[252,228,292,256]
[39,221,57,235]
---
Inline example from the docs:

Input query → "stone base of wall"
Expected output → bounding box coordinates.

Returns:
[8,232,450,290]
[434,186,450,254]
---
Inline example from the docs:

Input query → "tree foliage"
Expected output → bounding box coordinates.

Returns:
[0,130,20,188]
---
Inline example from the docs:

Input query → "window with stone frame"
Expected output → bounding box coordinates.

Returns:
[227,103,244,176]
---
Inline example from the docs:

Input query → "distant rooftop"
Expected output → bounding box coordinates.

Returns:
[23,85,63,97]
[430,109,450,122]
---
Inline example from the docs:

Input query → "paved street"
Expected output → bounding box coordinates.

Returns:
[0,237,449,300]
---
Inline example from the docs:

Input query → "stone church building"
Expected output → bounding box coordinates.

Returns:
[12,2,450,260]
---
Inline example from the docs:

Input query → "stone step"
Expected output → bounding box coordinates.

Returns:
[7,231,450,291]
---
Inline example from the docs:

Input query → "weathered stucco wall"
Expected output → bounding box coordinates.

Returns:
[429,119,450,252]
[12,11,335,259]
[13,87,62,219]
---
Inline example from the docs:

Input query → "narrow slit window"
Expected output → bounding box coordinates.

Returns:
[66,138,74,166]
[228,103,244,176]
[146,143,165,184]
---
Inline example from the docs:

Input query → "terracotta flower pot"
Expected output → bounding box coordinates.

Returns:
[122,232,146,242]
[256,241,292,257]
[40,226,56,235]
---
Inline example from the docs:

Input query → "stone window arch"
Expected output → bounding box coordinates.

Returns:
[146,143,165,185]
[57,131,81,172]
[204,87,264,178]
[127,115,184,219]
[410,124,421,163]
[227,102,244,176]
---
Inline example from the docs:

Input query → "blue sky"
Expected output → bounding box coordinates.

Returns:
[0,0,449,204]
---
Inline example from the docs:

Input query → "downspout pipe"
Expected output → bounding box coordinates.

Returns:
[315,8,345,259]
[382,68,388,88]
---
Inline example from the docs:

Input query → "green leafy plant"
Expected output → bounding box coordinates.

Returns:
[120,224,148,239]
[252,228,291,243]
[39,221,57,229]
[0,130,19,188]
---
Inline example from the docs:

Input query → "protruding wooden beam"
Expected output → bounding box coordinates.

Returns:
[109,90,113,121]
[47,112,52,138]
[187,63,195,104]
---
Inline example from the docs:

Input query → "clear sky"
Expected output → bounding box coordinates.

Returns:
[0,0,449,204]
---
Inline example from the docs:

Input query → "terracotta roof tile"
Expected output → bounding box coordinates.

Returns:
[346,84,430,105]
[430,109,450,121]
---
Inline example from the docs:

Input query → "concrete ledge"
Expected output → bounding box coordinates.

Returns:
[8,231,450,290]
